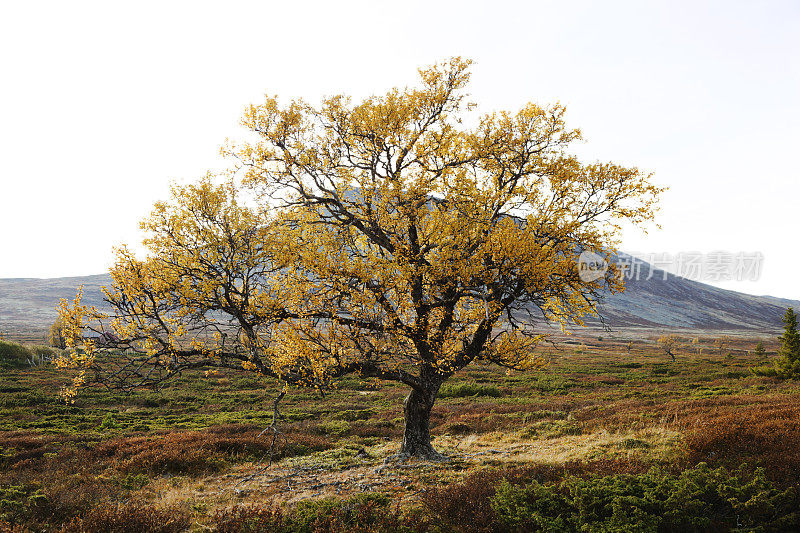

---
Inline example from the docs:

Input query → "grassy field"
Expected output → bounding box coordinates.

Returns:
[2,332,800,531]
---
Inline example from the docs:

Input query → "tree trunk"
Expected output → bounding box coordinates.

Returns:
[399,382,446,460]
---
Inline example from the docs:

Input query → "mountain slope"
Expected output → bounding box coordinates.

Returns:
[590,267,796,329]
[0,275,111,338]
[1,258,796,337]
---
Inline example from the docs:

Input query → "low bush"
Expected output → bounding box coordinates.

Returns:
[422,467,509,533]
[422,461,653,533]
[424,463,800,532]
[492,463,800,532]
[0,341,58,368]
[0,484,47,526]
[0,341,30,367]
[532,375,576,392]
[211,505,286,532]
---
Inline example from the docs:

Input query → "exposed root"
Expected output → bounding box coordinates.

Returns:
[401,450,450,463]
[395,446,450,463]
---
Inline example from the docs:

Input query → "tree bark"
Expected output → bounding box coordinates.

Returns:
[399,382,446,460]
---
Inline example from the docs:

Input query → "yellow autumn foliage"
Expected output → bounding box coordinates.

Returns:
[57,58,661,404]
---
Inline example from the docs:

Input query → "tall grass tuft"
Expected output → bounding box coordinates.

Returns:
[438,382,502,398]
[0,341,58,368]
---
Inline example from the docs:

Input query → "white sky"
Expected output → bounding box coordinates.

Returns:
[1,1,798,298]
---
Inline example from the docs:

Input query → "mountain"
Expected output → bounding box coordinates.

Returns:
[0,275,111,339]
[586,255,798,330]
[1,256,797,339]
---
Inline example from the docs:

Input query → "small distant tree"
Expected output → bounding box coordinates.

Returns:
[753,341,766,357]
[753,308,800,378]
[657,334,680,362]
[778,308,800,358]
[774,308,800,376]
[714,336,730,355]
[49,318,68,349]
[691,337,702,355]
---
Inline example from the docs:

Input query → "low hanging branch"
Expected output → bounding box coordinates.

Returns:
[232,387,288,492]
[257,386,288,466]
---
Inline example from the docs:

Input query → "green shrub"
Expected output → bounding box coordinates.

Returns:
[0,341,57,368]
[0,484,47,526]
[0,341,30,367]
[490,463,800,532]
[116,473,149,492]
[291,493,390,531]
[521,420,582,439]
[317,420,351,436]
[439,382,502,398]
[99,413,121,431]
[751,363,778,377]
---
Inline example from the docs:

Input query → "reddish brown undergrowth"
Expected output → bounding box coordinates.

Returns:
[669,394,800,485]
[0,425,332,530]
[93,424,332,475]
[59,503,192,533]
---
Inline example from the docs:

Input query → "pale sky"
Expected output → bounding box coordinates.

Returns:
[1,1,798,298]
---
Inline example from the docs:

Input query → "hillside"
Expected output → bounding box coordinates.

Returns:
[0,274,111,339]
[586,256,798,330]
[1,256,797,338]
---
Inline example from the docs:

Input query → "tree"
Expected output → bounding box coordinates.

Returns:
[713,335,731,355]
[752,308,800,378]
[49,318,68,349]
[56,58,662,459]
[773,307,800,376]
[657,334,680,362]
[753,341,766,357]
[691,337,702,355]
[778,308,800,360]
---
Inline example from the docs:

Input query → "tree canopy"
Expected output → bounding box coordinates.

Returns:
[57,58,662,458]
